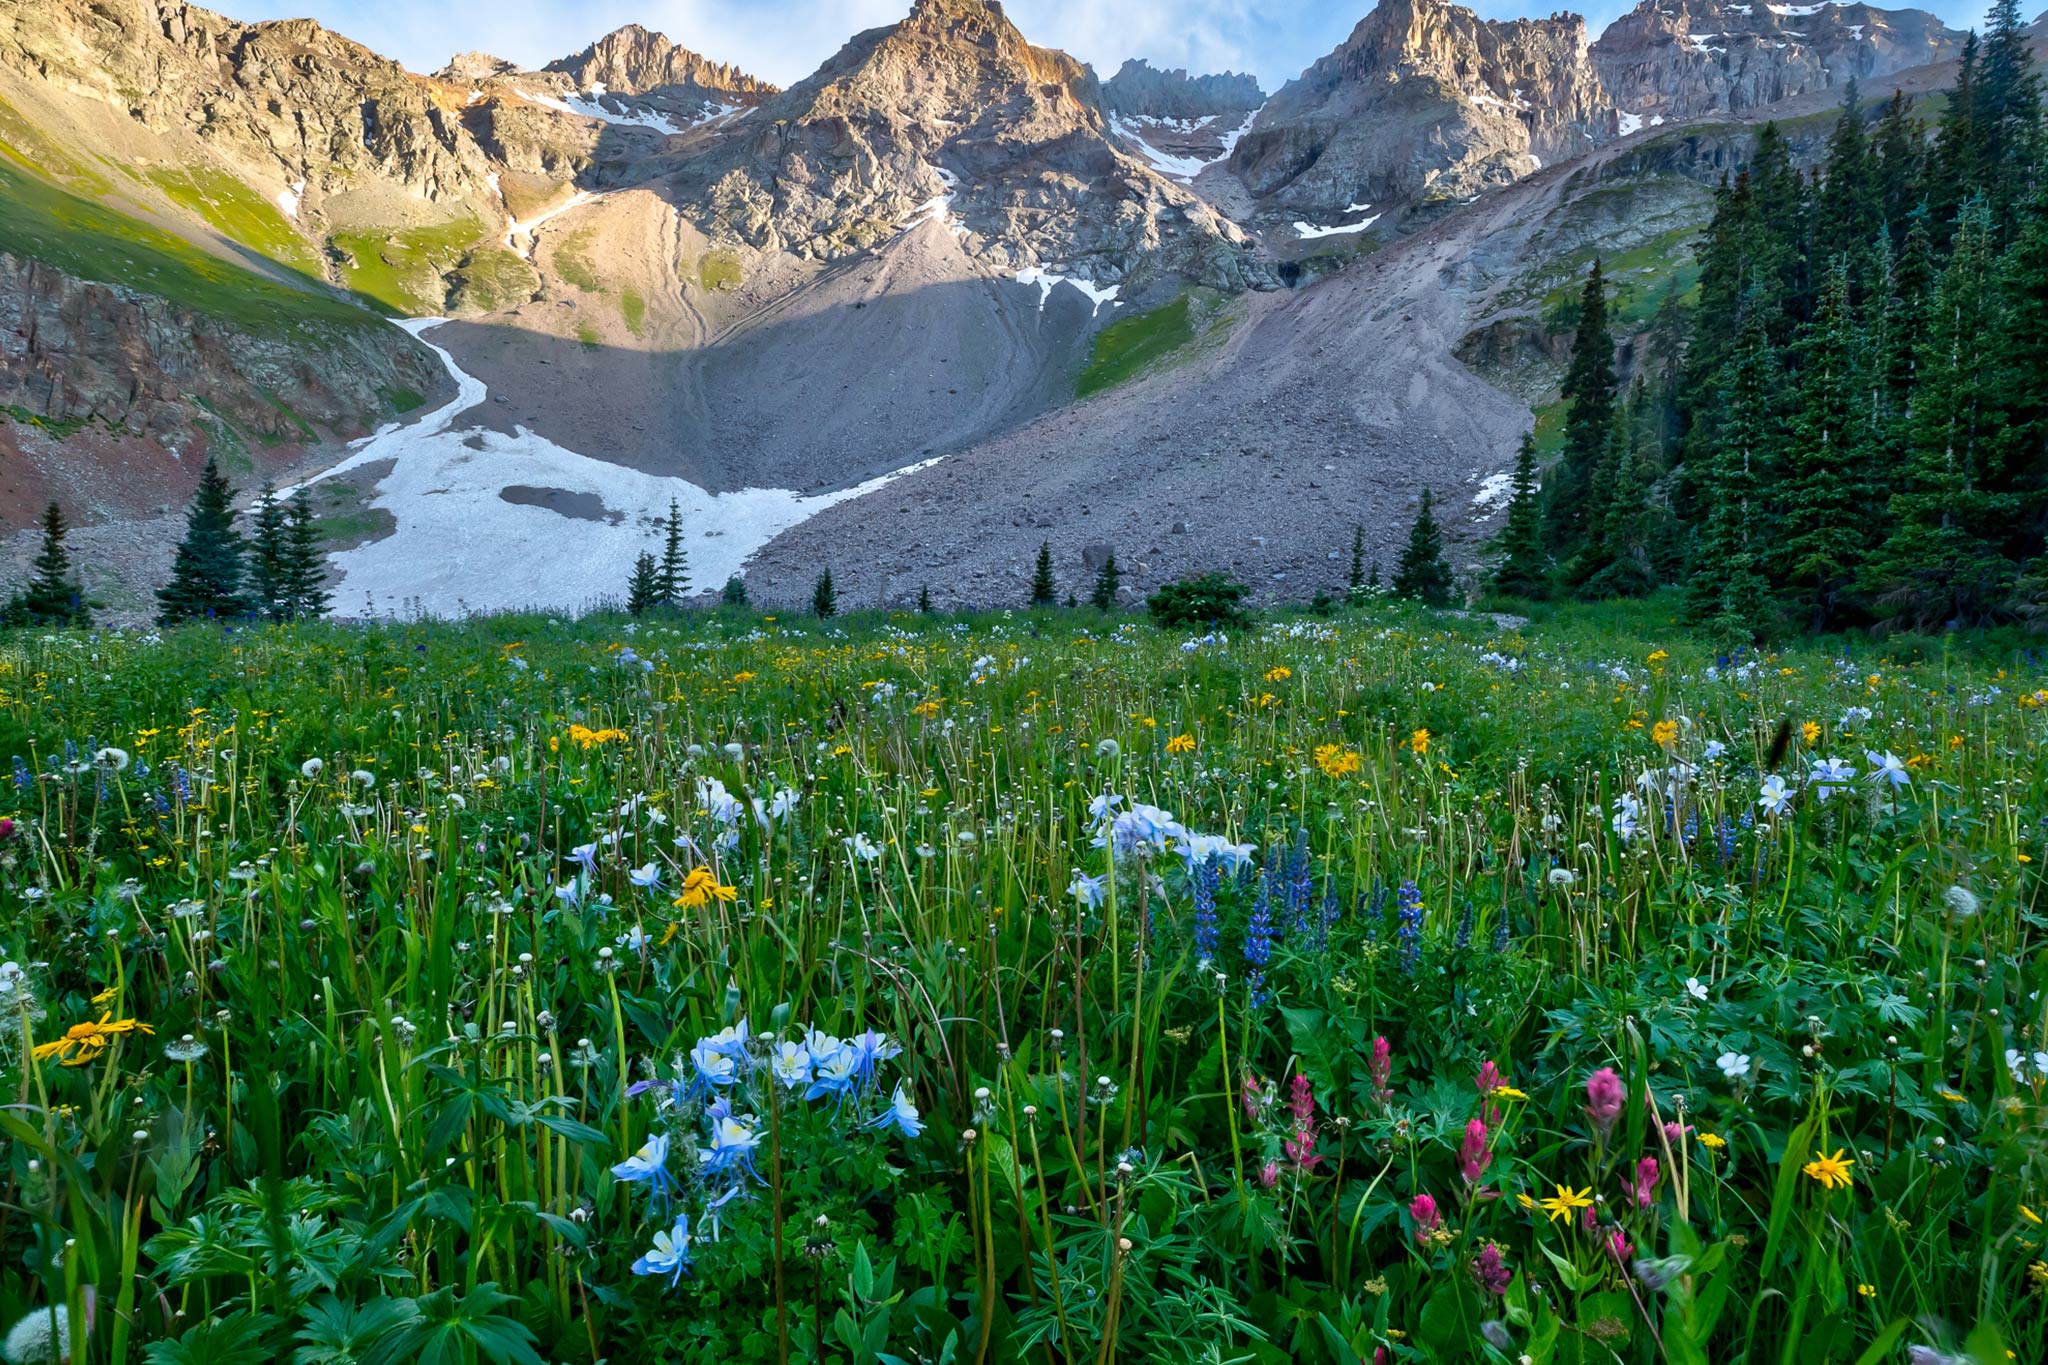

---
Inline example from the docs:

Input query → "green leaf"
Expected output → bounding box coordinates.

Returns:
[1762,1109,1819,1278]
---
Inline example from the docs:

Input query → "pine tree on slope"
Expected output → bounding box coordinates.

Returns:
[1089,550,1120,611]
[813,567,837,619]
[1490,434,1550,599]
[247,484,290,622]
[156,457,249,625]
[656,500,689,608]
[1545,260,1617,550]
[280,492,332,620]
[1028,541,1056,608]
[626,552,661,615]
[10,501,88,627]
[1393,489,1455,607]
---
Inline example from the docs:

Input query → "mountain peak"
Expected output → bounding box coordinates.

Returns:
[1101,59,1265,119]
[544,24,775,100]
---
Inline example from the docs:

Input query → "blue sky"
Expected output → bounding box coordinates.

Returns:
[249,0,2003,93]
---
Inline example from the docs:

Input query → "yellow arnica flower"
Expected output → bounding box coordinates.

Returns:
[673,866,738,910]
[1537,1184,1594,1223]
[1313,744,1362,779]
[1801,720,1822,745]
[1651,720,1678,747]
[1409,728,1431,755]
[1166,734,1197,755]
[34,1013,154,1067]
[1803,1148,1855,1191]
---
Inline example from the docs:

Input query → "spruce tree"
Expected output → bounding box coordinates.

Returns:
[656,500,689,608]
[1931,34,1985,240]
[1978,0,2043,237]
[1872,91,1923,236]
[1776,258,1873,628]
[1994,182,2048,550]
[1686,299,1778,641]
[813,567,837,619]
[722,575,748,607]
[1491,434,1551,599]
[626,552,661,615]
[1347,524,1367,602]
[156,457,249,625]
[1546,260,1617,551]
[10,501,88,627]
[1813,82,1880,287]
[1028,541,1057,607]
[918,584,932,613]
[280,492,331,620]
[247,484,290,622]
[1871,202,2013,625]
[1088,550,1120,611]
[1392,488,1455,606]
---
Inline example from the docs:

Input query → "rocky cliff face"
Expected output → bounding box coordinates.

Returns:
[0,0,499,202]
[1590,0,1964,121]
[0,253,445,447]
[668,0,1258,288]
[1229,0,1612,219]
[1100,60,1264,118]
[543,24,776,104]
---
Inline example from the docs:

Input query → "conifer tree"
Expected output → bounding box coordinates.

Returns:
[918,584,932,613]
[156,457,249,625]
[626,552,661,615]
[9,501,89,627]
[1347,524,1367,602]
[1994,182,2048,547]
[1978,0,2042,236]
[1932,35,1985,239]
[1686,300,1779,640]
[280,492,331,620]
[1088,550,1120,611]
[722,575,748,607]
[1814,82,1880,286]
[813,567,837,619]
[1872,91,1923,235]
[247,484,290,622]
[1367,560,1380,590]
[1545,260,1617,550]
[656,500,689,608]
[1777,258,1873,628]
[1490,434,1550,599]
[1028,541,1056,607]
[1871,203,2013,625]
[1393,488,1455,606]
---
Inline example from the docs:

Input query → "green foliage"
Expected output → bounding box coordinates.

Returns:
[1074,290,1215,397]
[1490,436,1551,600]
[657,502,689,609]
[1089,550,1121,611]
[626,551,662,616]
[813,566,837,619]
[1029,542,1057,608]
[4,501,89,628]
[330,218,486,316]
[156,457,249,625]
[141,165,323,276]
[1145,572,1249,628]
[698,250,743,293]
[1393,488,1455,606]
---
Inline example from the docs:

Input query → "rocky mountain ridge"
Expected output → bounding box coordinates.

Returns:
[1589,0,1964,121]
[1100,60,1265,118]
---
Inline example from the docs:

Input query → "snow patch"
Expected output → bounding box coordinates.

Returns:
[289,320,946,618]
[1292,215,1380,239]
[276,178,305,220]
[503,190,596,258]
[1618,110,1646,136]
[1014,267,1120,315]
[1848,23,1865,37]
[1110,107,1260,182]
[515,86,683,135]
[1471,471,1516,519]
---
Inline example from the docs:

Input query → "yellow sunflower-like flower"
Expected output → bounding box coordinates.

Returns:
[1698,1132,1727,1151]
[1166,733,1197,755]
[1313,744,1362,779]
[1537,1184,1594,1223]
[1802,1148,1854,1191]
[1409,728,1431,756]
[673,866,738,910]
[33,1013,155,1067]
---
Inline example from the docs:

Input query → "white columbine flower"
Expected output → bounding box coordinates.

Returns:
[1864,750,1909,788]
[1716,1052,1752,1082]
[1685,977,1709,1002]
[1758,775,1792,817]
[844,833,882,862]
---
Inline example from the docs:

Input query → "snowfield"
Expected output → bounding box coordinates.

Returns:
[290,321,941,618]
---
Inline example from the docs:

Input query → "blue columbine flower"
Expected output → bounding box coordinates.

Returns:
[689,1040,739,1095]
[12,756,29,792]
[847,1030,901,1091]
[700,1115,763,1181]
[610,1133,676,1209]
[771,1040,812,1090]
[631,1215,693,1286]
[1068,870,1107,910]
[702,1184,744,1241]
[566,842,600,874]
[701,1021,752,1063]
[805,1036,858,1104]
[866,1083,923,1139]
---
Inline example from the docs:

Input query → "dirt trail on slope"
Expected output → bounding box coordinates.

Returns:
[742,138,1637,611]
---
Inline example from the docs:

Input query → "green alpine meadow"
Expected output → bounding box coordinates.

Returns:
[0,600,2042,1363]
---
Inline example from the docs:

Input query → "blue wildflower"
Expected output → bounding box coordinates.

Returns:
[1192,857,1220,969]
[865,1083,923,1139]
[688,1039,739,1095]
[610,1133,677,1210]
[1396,880,1422,972]
[1244,873,1275,1008]
[12,757,29,792]
[846,1030,901,1091]
[630,1215,693,1286]
[804,1037,859,1103]
[770,1040,812,1090]
[700,1116,763,1181]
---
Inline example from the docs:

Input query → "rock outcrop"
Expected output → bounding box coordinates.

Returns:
[1229,0,1612,219]
[1590,0,1964,121]
[0,0,499,202]
[666,0,1258,288]
[1100,59,1264,118]
[0,254,444,447]
[543,24,776,104]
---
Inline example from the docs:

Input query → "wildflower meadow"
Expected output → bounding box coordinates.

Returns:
[0,603,2041,1365]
